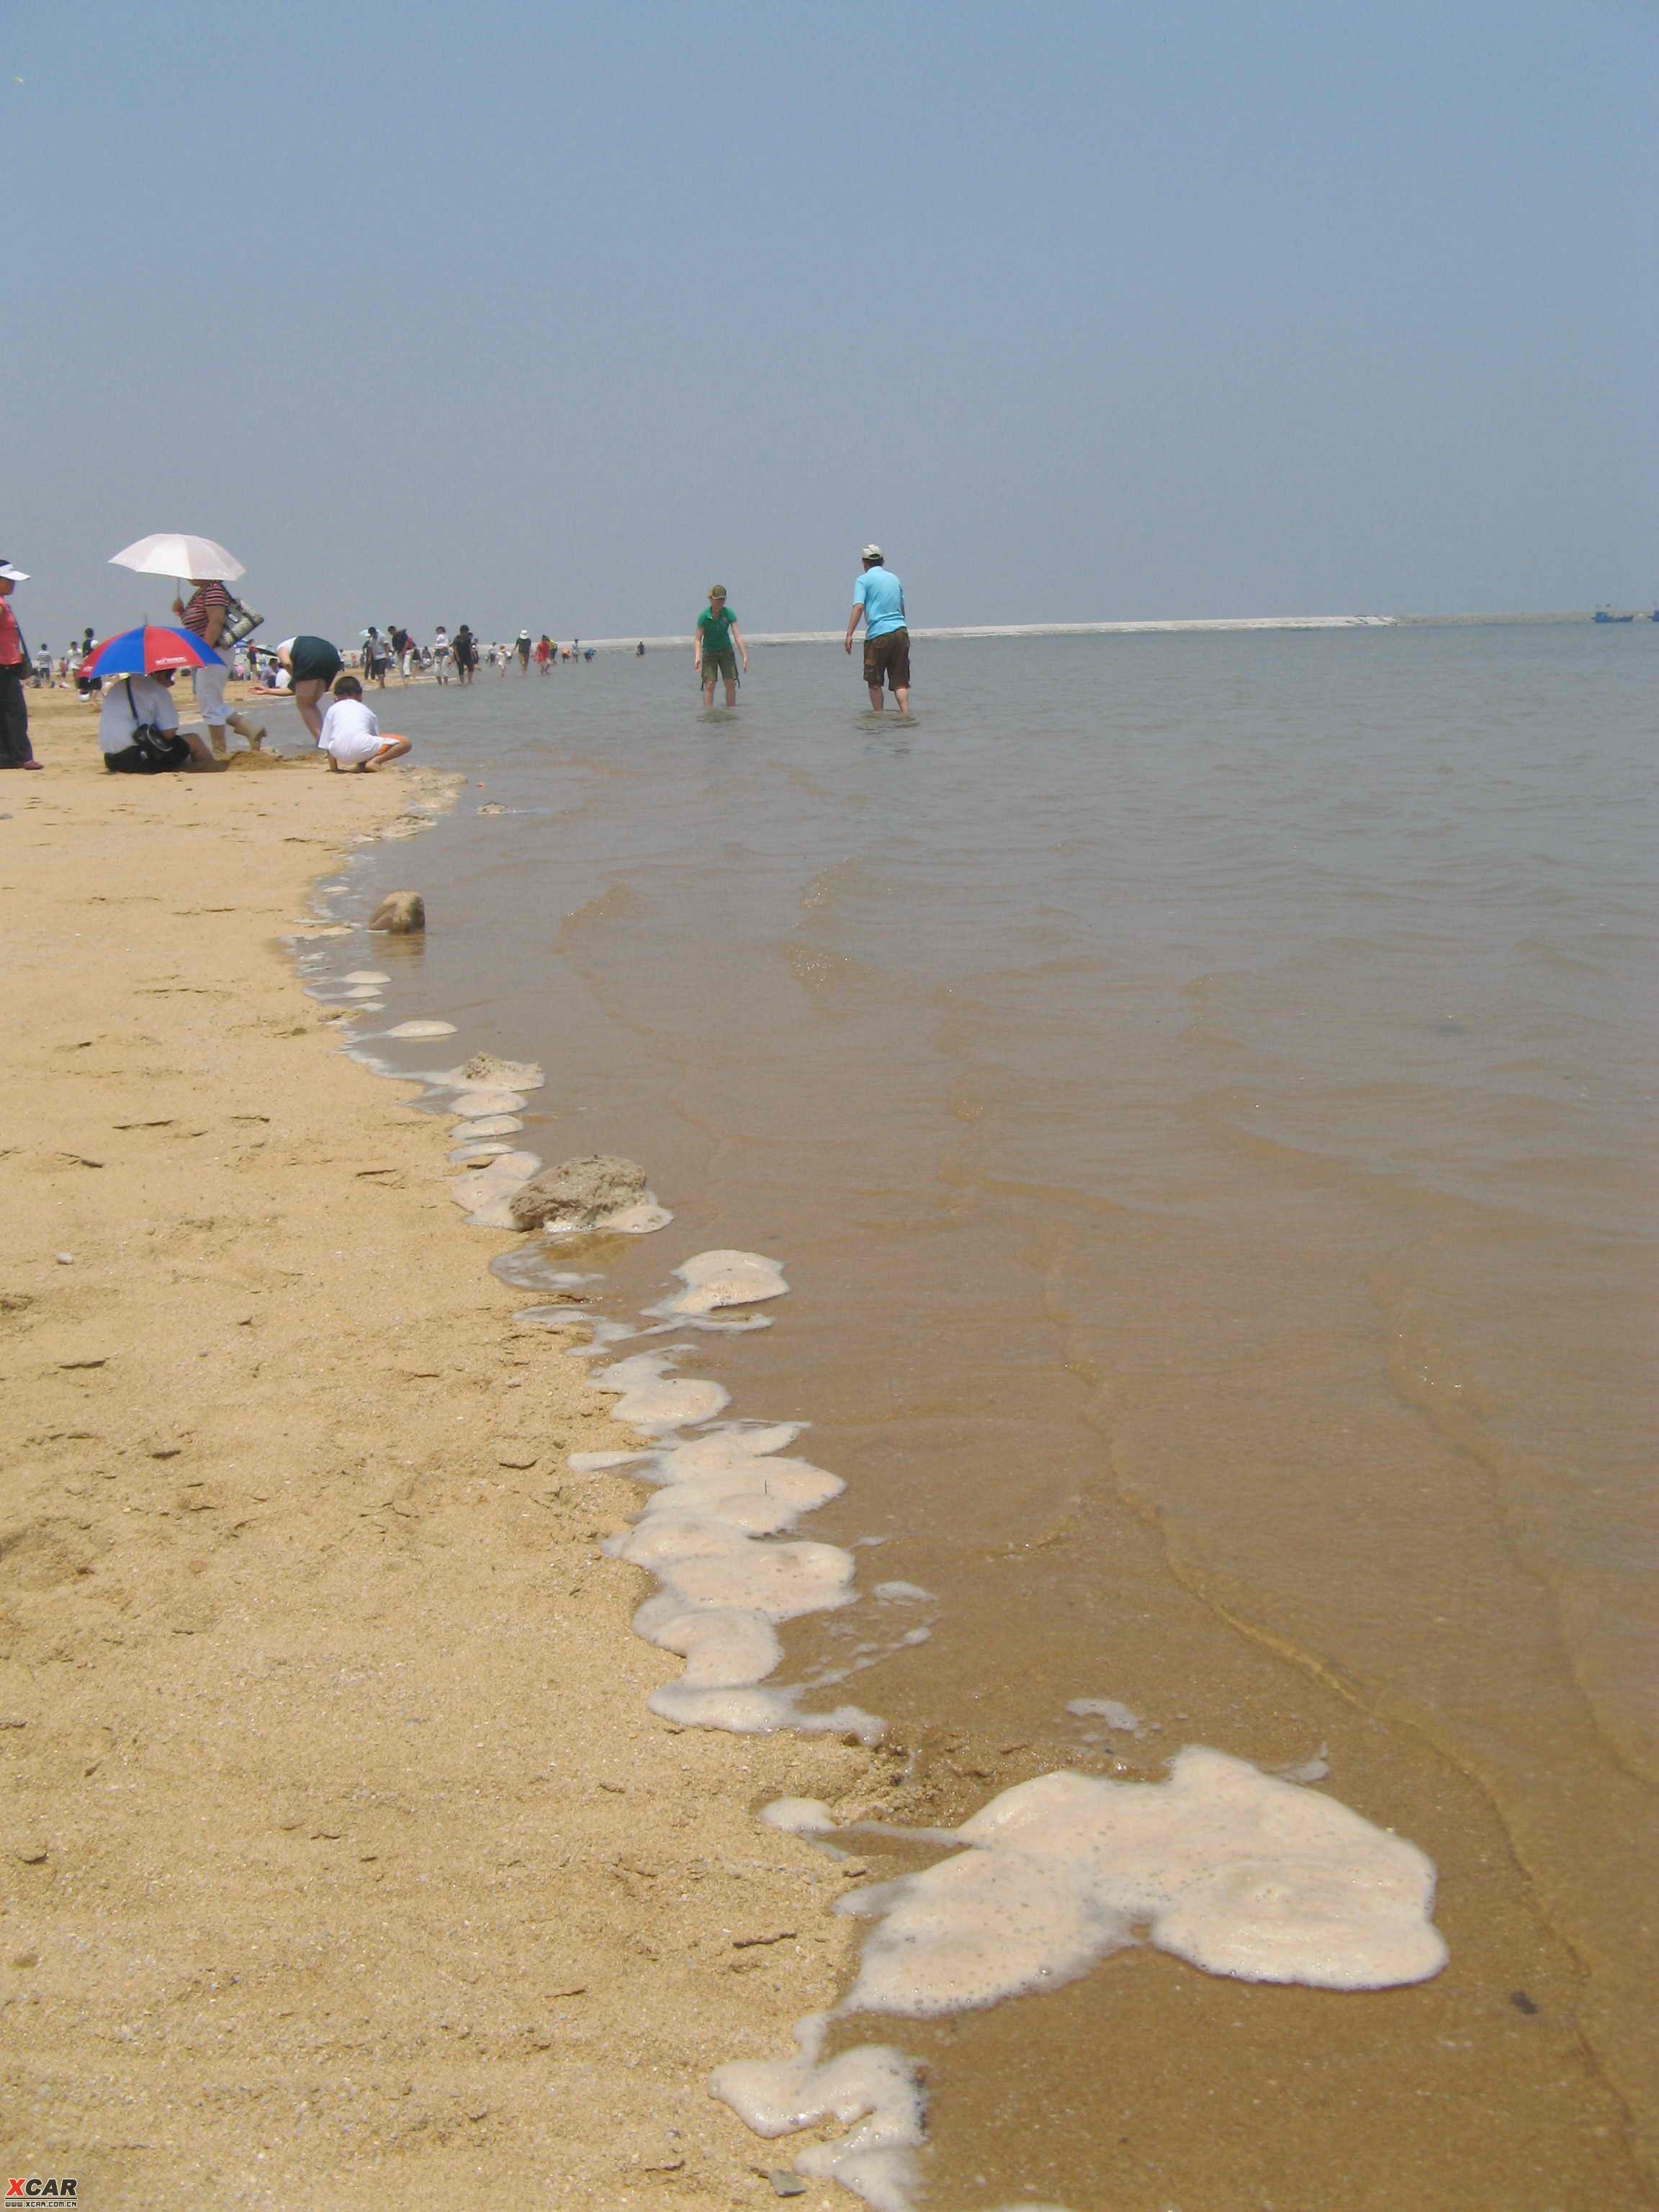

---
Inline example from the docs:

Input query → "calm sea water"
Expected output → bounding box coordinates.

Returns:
[320,623,1658,2208]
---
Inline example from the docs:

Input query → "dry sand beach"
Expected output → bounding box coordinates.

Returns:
[0,691,886,2208]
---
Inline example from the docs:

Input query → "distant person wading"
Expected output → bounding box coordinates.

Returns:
[844,544,910,714]
[694,586,747,710]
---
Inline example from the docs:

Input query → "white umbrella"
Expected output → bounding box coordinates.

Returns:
[109,533,246,583]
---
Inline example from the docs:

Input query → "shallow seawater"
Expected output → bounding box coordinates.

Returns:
[315,629,1658,2207]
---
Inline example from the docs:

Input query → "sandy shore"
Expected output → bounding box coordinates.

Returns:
[0,691,881,2207]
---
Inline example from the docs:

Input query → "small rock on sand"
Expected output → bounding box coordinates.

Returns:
[462,1054,544,1092]
[509,1156,647,1233]
[368,891,426,934]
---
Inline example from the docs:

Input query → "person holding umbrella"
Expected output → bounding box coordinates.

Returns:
[0,560,39,768]
[109,533,264,757]
[172,576,262,755]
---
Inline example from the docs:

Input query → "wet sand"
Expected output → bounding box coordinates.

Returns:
[0,691,881,2208]
[319,628,1658,2211]
[7,653,1653,2212]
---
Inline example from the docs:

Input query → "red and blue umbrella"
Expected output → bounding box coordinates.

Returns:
[83,625,225,678]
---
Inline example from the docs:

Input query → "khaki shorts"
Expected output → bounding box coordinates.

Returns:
[863,627,910,691]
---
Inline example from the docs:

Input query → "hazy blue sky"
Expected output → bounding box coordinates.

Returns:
[10,0,1657,644]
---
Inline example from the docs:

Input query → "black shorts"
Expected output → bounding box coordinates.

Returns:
[863,627,910,691]
[105,737,192,775]
[289,635,343,686]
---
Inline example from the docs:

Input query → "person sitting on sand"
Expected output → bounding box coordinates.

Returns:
[276,634,343,738]
[694,586,747,710]
[316,674,412,773]
[99,670,222,774]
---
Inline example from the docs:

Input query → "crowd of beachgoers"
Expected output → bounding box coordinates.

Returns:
[22,623,601,696]
[1,541,912,777]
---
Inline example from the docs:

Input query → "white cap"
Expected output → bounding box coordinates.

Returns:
[860,544,883,562]
[0,562,30,583]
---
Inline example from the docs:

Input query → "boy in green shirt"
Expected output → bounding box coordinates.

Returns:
[694,586,747,710]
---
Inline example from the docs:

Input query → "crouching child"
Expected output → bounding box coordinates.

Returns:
[317,675,413,773]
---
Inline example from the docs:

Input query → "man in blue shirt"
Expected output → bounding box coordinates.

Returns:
[843,544,910,714]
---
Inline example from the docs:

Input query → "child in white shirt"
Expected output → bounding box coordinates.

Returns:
[316,675,412,772]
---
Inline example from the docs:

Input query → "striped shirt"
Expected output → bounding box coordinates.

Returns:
[180,581,231,638]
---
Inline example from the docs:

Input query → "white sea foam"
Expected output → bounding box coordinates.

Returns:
[447,1149,541,1228]
[1065,1697,1145,1735]
[721,1753,1445,2204]
[836,1749,1445,2018]
[650,1249,790,1320]
[588,1350,731,1430]
[579,1354,883,1736]
[593,1197,674,1236]
[710,2014,925,2212]
[454,1112,523,1138]
[383,1019,457,1038]
[342,969,391,984]
[565,1316,645,1358]
[445,1087,527,1118]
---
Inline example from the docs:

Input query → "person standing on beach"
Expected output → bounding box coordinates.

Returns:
[0,560,40,769]
[694,586,747,710]
[174,575,261,755]
[844,545,910,713]
[453,624,477,683]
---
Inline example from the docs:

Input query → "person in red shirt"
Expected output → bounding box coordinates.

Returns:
[0,560,40,770]
[172,577,262,755]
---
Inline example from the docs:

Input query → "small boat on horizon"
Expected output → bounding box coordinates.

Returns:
[1593,607,1636,623]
